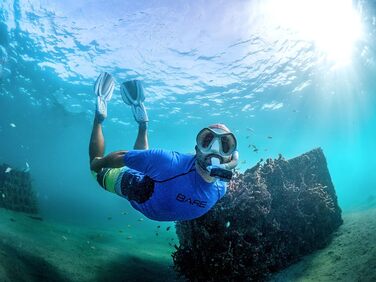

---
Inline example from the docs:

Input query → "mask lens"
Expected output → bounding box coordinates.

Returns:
[198,129,214,149]
[221,134,236,154]
[202,132,214,148]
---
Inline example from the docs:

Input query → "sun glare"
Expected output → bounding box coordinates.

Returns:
[264,0,363,67]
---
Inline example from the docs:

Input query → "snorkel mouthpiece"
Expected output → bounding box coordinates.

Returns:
[207,151,239,182]
[209,167,233,182]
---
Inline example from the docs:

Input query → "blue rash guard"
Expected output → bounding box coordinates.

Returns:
[123,149,227,221]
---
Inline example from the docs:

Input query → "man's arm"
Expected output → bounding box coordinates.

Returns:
[90,150,127,172]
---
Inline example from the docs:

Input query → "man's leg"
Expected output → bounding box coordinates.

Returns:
[121,79,149,150]
[134,122,149,150]
[90,72,114,164]
[89,116,105,163]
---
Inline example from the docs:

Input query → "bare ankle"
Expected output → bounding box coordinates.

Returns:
[138,122,148,130]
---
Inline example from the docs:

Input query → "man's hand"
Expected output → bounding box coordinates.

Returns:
[90,151,127,172]
[90,157,105,173]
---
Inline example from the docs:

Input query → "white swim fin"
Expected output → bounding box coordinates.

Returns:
[94,72,115,122]
[121,80,149,123]
[94,72,115,101]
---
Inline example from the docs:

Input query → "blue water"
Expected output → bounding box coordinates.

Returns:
[0,0,375,278]
[1,0,375,220]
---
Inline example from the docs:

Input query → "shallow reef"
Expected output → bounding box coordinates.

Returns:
[173,148,343,281]
[0,164,38,214]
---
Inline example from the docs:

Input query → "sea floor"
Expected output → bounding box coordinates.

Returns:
[271,207,376,282]
[0,207,181,282]
[0,207,375,282]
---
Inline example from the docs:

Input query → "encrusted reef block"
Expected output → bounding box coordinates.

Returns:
[0,164,38,214]
[173,148,343,281]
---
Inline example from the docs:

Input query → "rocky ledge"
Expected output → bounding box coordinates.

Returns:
[0,164,38,214]
[173,148,343,281]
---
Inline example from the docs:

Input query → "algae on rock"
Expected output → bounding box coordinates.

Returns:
[173,148,342,281]
[0,164,38,214]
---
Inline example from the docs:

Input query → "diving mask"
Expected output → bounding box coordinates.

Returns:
[196,127,237,157]
[196,126,238,181]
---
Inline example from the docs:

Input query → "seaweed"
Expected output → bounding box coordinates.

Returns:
[172,148,343,281]
[0,164,38,214]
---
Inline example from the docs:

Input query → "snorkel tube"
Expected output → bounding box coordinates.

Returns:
[207,150,239,182]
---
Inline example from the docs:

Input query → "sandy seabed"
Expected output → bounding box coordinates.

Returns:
[271,207,376,282]
[0,207,375,282]
[0,207,181,282]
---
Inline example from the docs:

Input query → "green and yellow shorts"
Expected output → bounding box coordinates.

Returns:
[91,168,123,194]
[91,167,155,204]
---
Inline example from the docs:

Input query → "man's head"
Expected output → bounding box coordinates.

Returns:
[208,123,231,133]
[195,123,237,171]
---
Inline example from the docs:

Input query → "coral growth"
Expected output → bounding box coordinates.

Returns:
[173,148,342,281]
[0,164,38,214]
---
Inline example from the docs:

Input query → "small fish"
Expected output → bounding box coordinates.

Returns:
[157,225,161,228]
[247,127,255,132]
[5,167,11,173]
[155,232,159,236]
[138,218,144,222]
[107,217,112,220]
[62,236,67,241]
[10,218,16,222]
[241,160,246,164]
[127,224,131,228]
[122,211,128,215]
[246,136,250,139]
[166,226,171,231]
[118,230,123,233]
[90,246,96,250]
[24,162,30,172]
[267,136,272,139]
[127,235,132,240]
[225,221,231,228]
[10,123,16,128]
[2,194,5,198]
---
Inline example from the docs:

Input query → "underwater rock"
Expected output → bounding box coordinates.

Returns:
[0,163,39,214]
[172,148,343,281]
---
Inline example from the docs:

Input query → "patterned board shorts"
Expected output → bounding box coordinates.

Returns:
[91,167,155,204]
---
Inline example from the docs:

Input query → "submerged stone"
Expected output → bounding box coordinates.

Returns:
[173,148,343,281]
[0,163,38,214]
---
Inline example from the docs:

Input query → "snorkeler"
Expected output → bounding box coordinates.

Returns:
[89,72,239,221]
